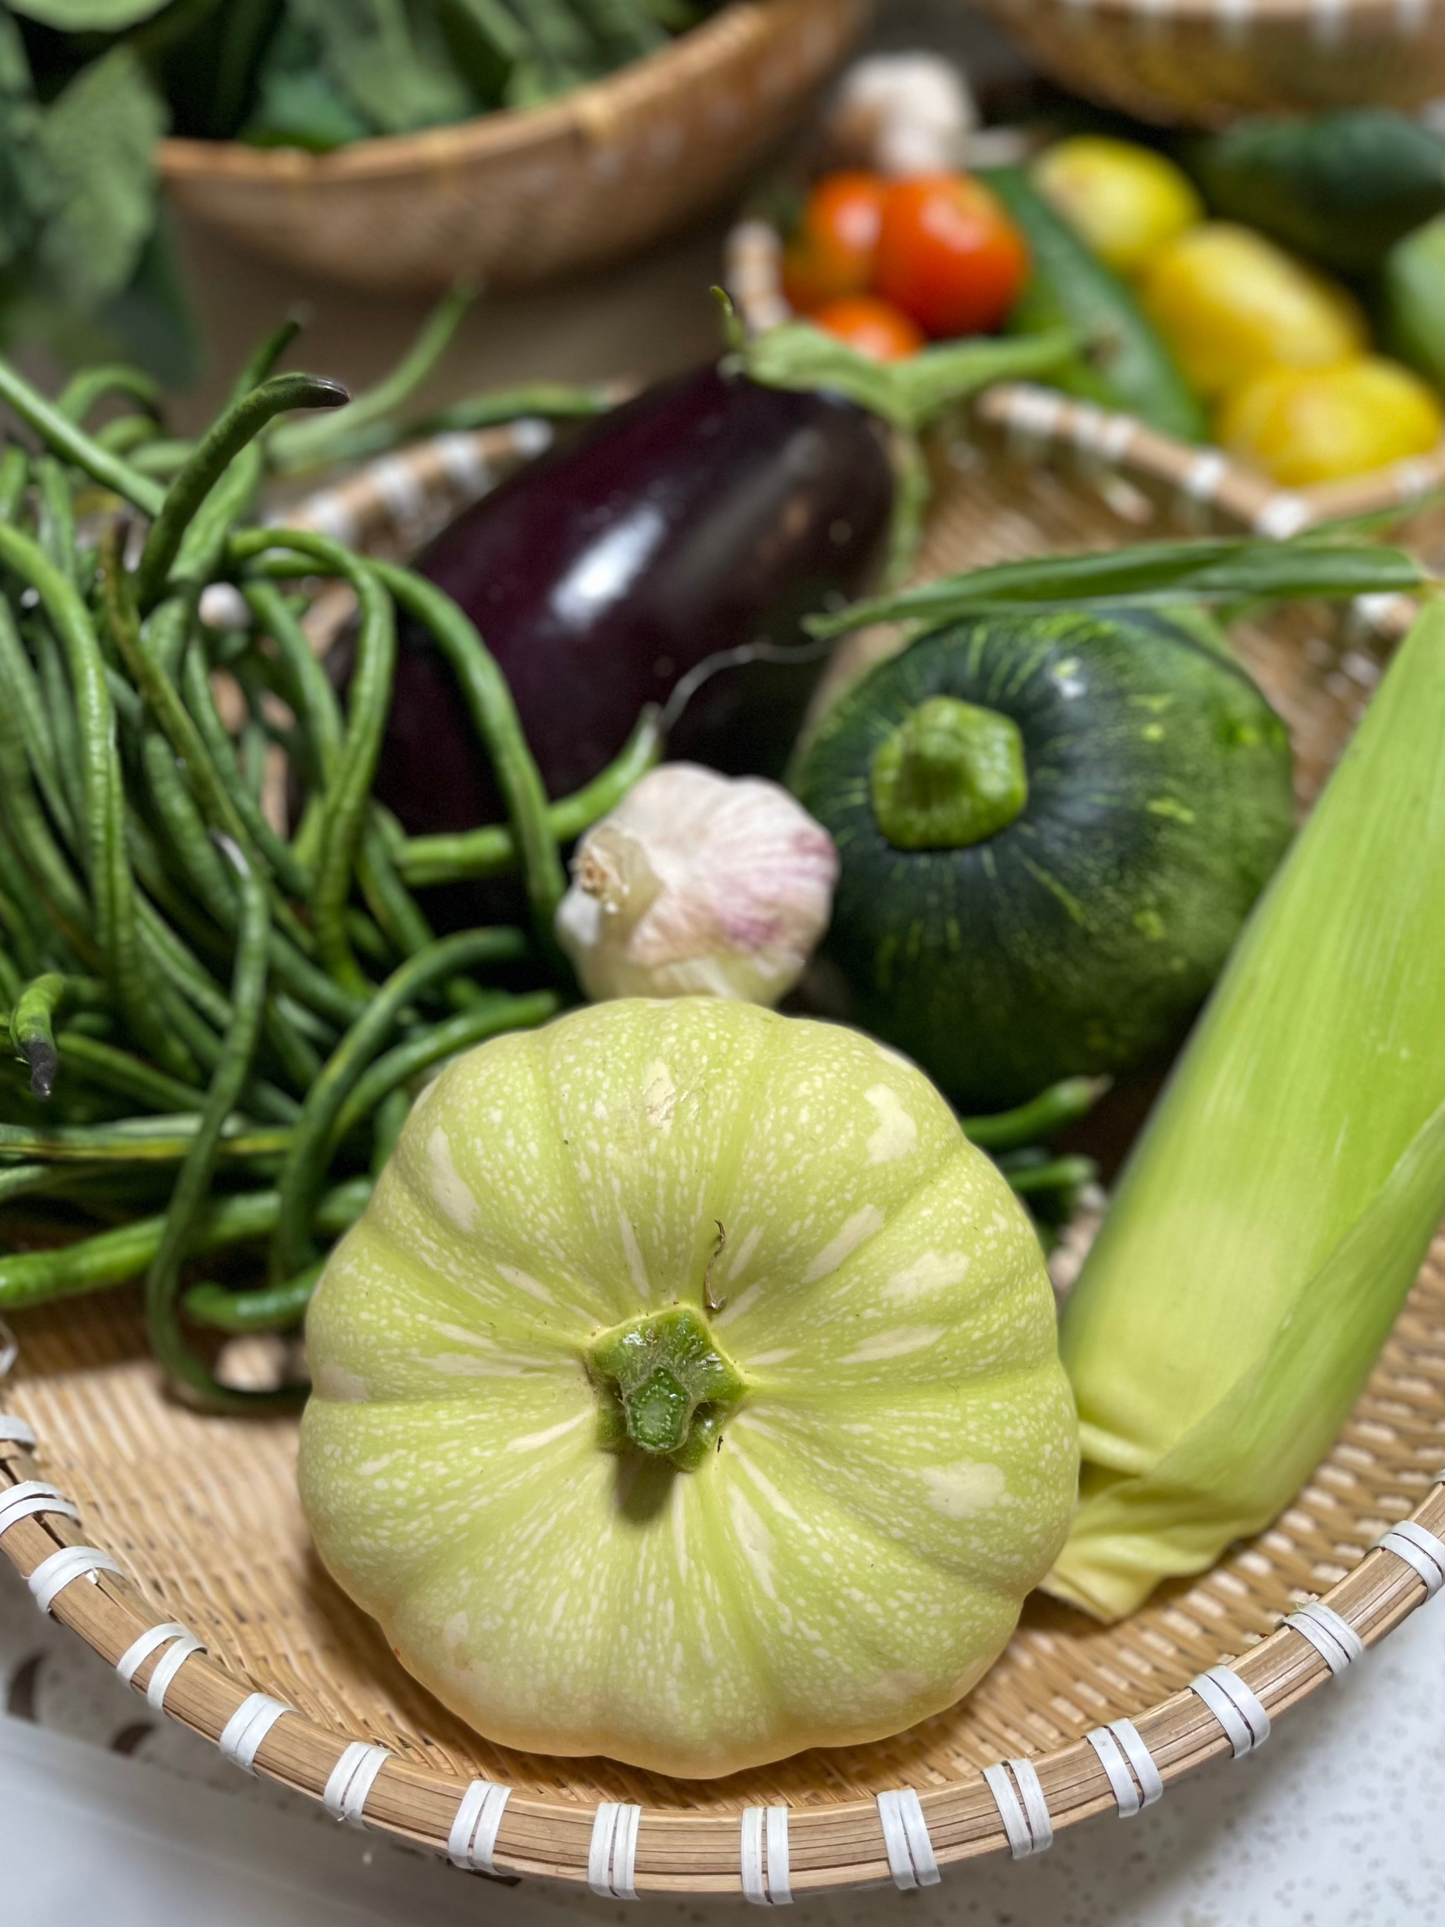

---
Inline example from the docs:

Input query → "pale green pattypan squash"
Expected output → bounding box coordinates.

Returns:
[300,998,1077,1777]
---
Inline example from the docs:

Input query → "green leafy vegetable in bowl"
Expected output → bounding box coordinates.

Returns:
[0,0,721,377]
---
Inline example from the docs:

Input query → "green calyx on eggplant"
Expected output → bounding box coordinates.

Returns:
[370,362,895,845]
[792,606,1295,1113]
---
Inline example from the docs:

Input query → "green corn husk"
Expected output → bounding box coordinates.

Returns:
[1048,598,1445,1621]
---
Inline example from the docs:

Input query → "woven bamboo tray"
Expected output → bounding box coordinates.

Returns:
[4,402,1445,1900]
[156,0,867,295]
[968,0,1445,126]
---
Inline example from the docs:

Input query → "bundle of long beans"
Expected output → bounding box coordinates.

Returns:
[0,328,655,1413]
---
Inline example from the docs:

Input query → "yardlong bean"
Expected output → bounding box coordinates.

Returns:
[0,334,661,1388]
[136,373,347,608]
[144,838,284,1408]
[0,1176,371,1313]
[269,927,527,1281]
[0,353,164,515]
[372,559,568,940]
[397,705,663,885]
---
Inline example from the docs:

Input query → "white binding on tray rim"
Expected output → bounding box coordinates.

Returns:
[740,1804,792,1905]
[1284,1599,1365,1675]
[983,1759,1052,1858]
[115,1620,190,1686]
[876,1787,940,1889]
[28,1544,122,1614]
[448,1779,512,1874]
[1190,1665,1271,1757]
[0,1414,35,1448]
[1085,1716,1163,1817]
[219,1692,293,1773]
[589,1801,642,1901]
[323,1740,391,1827]
[0,1480,78,1536]
[1377,1519,1445,1597]
[142,1633,205,1711]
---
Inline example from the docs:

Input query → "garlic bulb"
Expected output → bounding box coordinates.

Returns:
[554,764,839,1006]
[826,53,978,178]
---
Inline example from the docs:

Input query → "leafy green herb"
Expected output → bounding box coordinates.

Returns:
[0,0,720,378]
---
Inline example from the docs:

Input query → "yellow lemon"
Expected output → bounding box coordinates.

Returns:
[1217,356,1445,486]
[1033,136,1203,278]
[1141,223,1366,400]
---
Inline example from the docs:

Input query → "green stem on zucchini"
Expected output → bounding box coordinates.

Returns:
[870,697,1028,850]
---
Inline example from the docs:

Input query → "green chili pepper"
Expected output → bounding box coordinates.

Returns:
[961,1077,1110,1153]
[57,365,161,426]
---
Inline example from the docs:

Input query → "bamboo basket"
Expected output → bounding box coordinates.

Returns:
[968,0,1445,126]
[4,398,1445,1897]
[155,0,868,295]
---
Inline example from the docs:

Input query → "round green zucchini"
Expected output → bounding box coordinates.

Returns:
[792,607,1294,1112]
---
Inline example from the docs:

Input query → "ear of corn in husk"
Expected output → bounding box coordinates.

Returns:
[1047,599,1445,1621]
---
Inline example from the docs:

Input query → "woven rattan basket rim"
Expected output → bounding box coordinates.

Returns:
[3,1357,1443,1889]
[724,216,1445,540]
[157,0,819,188]
[3,414,1445,1894]
[987,0,1436,19]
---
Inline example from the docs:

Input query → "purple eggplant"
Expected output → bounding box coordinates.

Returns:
[372,362,894,840]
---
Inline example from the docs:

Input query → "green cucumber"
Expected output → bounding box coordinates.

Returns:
[1187,109,1445,276]
[1382,214,1445,391]
[983,166,1206,444]
[792,606,1293,1112]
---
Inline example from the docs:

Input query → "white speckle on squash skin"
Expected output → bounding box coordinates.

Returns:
[426,1125,477,1232]
[616,1209,650,1298]
[801,1205,886,1283]
[314,1362,368,1402]
[508,1411,590,1453]
[496,1264,555,1305]
[864,1084,918,1164]
[725,1223,764,1283]
[641,1060,678,1131]
[841,1326,944,1364]
[713,1279,763,1329]
[883,1249,972,1302]
[921,1461,1007,1520]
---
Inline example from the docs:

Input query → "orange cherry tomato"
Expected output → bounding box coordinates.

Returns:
[874,174,1029,339]
[811,295,925,362]
[782,170,888,313]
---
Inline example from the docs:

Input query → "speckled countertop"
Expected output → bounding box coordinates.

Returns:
[4,1544,1443,1927]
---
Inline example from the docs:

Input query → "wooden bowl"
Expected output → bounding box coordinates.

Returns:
[156,0,868,294]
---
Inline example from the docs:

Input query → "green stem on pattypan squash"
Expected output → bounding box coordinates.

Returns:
[588,1304,747,1470]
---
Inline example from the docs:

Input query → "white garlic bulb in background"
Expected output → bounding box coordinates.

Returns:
[826,52,977,177]
[554,764,839,1006]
